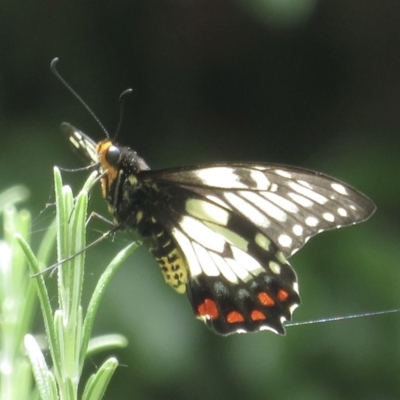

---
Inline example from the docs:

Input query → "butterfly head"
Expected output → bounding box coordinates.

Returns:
[62,123,150,207]
[96,139,149,173]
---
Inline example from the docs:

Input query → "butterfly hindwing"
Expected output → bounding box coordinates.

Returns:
[144,184,300,335]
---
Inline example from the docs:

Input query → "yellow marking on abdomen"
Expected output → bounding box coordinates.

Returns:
[155,247,188,294]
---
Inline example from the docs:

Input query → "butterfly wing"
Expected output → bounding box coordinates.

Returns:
[62,123,375,335]
[144,163,375,258]
[138,164,374,335]
[61,123,98,164]
[145,183,300,335]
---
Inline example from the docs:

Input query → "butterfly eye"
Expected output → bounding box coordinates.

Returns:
[106,145,120,165]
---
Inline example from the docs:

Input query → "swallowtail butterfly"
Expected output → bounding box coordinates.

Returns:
[63,123,375,336]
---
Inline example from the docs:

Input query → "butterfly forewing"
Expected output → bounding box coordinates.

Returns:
[149,164,376,257]
[63,123,375,336]
[61,123,98,164]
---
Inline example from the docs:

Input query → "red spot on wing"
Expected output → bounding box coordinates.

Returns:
[277,289,289,302]
[227,311,245,323]
[198,299,219,320]
[258,292,275,306]
[251,310,267,321]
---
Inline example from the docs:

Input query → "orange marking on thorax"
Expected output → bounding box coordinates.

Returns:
[96,140,118,199]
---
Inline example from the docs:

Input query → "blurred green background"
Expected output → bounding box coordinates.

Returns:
[1,1,400,399]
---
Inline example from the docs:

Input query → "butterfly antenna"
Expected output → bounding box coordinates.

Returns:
[58,164,98,173]
[285,308,400,329]
[51,57,110,139]
[113,88,133,141]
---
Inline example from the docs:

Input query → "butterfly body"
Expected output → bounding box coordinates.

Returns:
[63,122,375,336]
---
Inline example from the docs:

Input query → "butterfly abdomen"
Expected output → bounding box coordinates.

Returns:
[141,219,188,294]
[103,162,190,294]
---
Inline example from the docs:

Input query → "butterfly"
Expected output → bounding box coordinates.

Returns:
[62,122,376,336]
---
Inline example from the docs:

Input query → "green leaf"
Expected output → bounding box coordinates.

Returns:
[87,334,128,358]
[80,242,139,369]
[24,334,56,400]
[81,358,119,400]
[15,234,61,381]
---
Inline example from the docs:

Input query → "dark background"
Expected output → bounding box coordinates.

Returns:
[1,1,400,399]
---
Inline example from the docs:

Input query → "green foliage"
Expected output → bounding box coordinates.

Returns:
[0,185,37,400]
[16,168,139,400]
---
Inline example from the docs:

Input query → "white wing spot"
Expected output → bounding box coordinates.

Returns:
[172,228,201,276]
[255,233,271,250]
[197,167,246,188]
[204,221,249,251]
[69,132,97,162]
[259,325,279,334]
[270,183,278,192]
[69,131,97,161]
[225,258,251,282]
[192,243,220,277]
[322,212,335,222]
[331,183,348,195]
[203,221,248,251]
[250,170,271,190]
[224,192,270,228]
[278,234,292,248]
[73,130,83,139]
[275,169,292,178]
[186,199,230,225]
[350,205,356,211]
[231,247,263,274]
[209,253,239,283]
[205,195,231,210]
[297,180,313,189]
[276,251,287,264]
[305,216,319,227]
[288,182,328,204]
[69,136,80,149]
[337,207,348,217]
[289,304,299,313]
[292,224,303,236]
[262,192,299,213]
[180,216,225,252]
[269,261,281,274]
[240,192,287,222]
[288,193,314,207]
[292,282,299,294]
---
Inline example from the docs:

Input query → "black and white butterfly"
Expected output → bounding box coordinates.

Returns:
[63,122,375,336]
